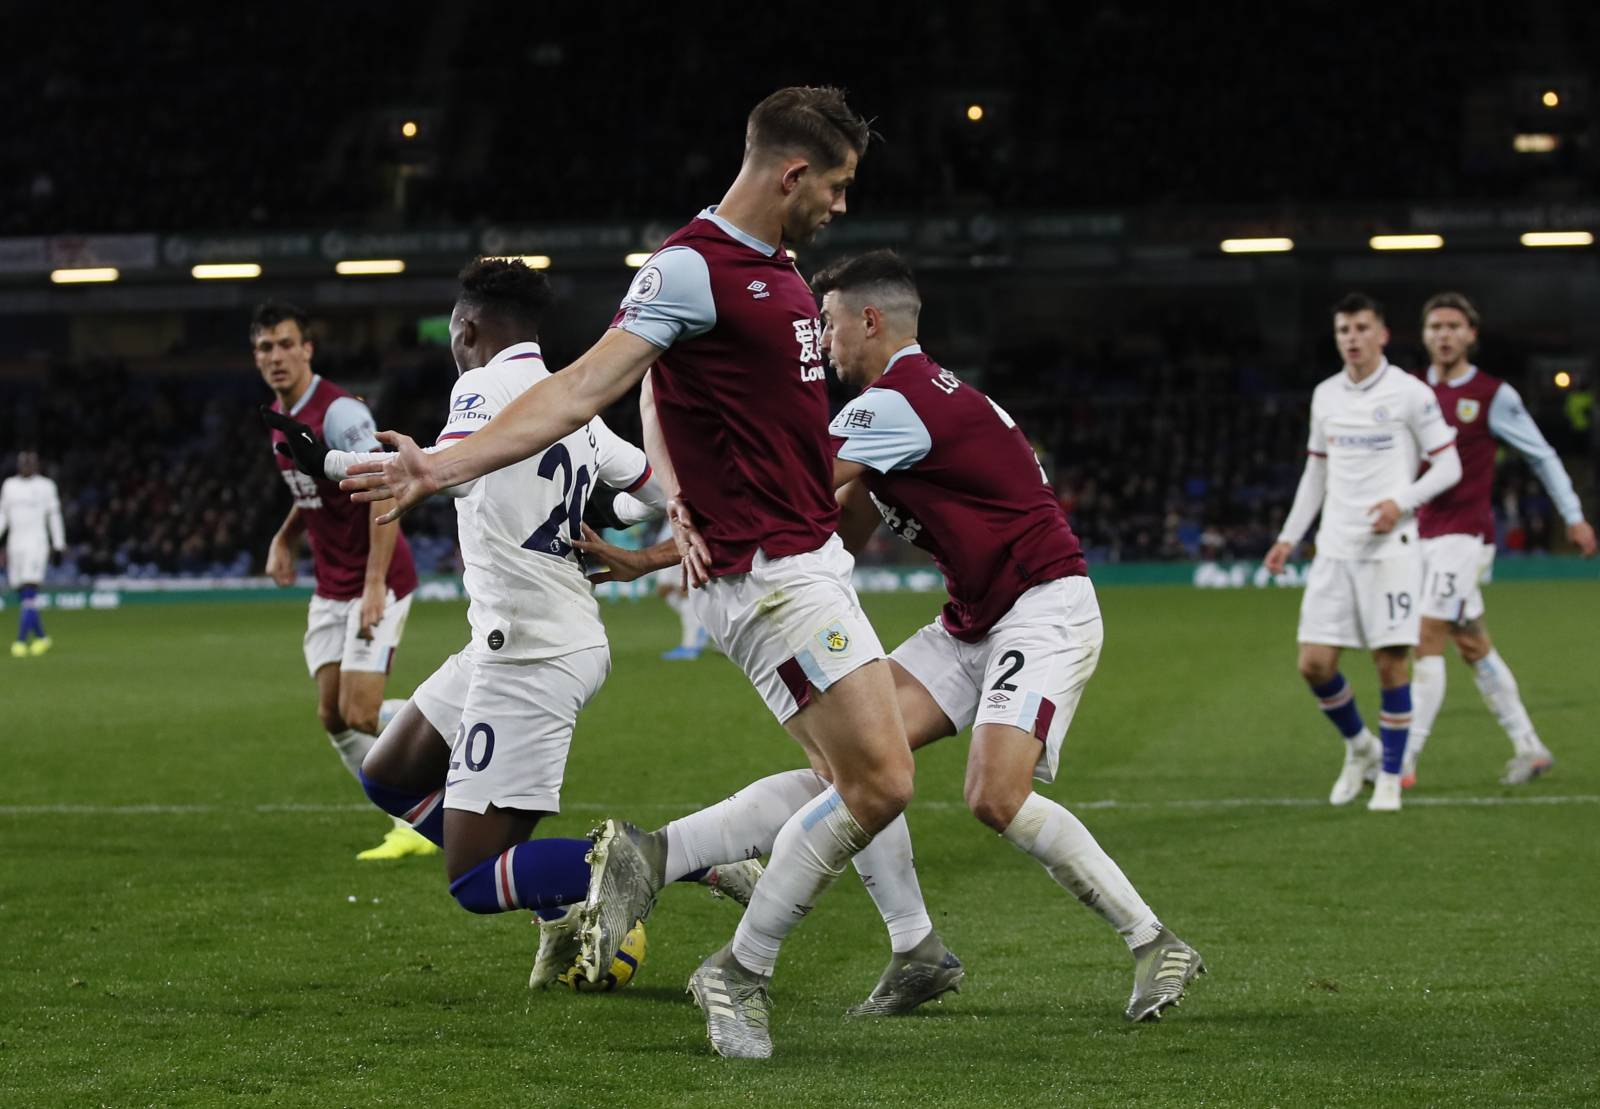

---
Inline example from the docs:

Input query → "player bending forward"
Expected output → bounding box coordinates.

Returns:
[577,251,1204,1023]
[1,451,66,657]
[256,301,431,861]
[343,87,913,1060]
[267,259,757,982]
[1265,294,1461,813]
[1407,292,1595,787]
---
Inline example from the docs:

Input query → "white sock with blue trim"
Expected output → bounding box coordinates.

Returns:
[852,814,933,953]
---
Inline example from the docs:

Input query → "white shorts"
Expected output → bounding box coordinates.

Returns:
[891,577,1103,784]
[6,541,47,588]
[411,645,610,814]
[1419,535,1495,624]
[691,534,886,724]
[1296,554,1422,649]
[303,590,413,678]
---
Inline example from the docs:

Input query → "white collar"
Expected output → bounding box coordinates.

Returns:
[288,375,321,416]
[883,343,923,376]
[486,341,545,367]
[1341,360,1391,392]
[698,206,779,256]
[1428,363,1477,387]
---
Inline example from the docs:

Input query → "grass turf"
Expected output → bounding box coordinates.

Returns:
[1,582,1597,1106]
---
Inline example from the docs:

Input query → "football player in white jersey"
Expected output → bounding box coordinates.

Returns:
[1264,294,1461,813]
[267,259,753,982]
[1,451,67,657]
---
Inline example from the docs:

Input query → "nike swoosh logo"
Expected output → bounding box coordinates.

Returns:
[446,778,466,788]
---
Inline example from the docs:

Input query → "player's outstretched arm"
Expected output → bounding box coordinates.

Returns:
[570,525,680,584]
[343,329,664,522]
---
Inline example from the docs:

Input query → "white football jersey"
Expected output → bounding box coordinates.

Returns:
[0,474,65,554]
[436,342,652,659]
[1306,361,1455,560]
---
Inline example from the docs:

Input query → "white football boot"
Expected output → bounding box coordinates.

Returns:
[1329,731,1381,805]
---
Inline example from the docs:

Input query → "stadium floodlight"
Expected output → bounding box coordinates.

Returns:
[49,267,119,284]
[517,255,552,269]
[335,259,406,275]
[1520,231,1593,248]
[1513,133,1559,153]
[785,248,799,260]
[624,253,652,268]
[1220,237,1294,254]
[966,104,985,122]
[1368,234,1444,251]
[1554,371,1572,389]
[401,120,419,139]
[191,263,262,280]
[1542,90,1560,108]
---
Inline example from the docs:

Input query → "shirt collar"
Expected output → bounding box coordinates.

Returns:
[1428,363,1477,387]
[699,206,779,257]
[1341,360,1391,392]
[288,375,321,416]
[486,341,544,367]
[883,343,923,376]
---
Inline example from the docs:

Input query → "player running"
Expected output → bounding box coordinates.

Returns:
[255,301,432,861]
[341,87,911,1059]
[1,451,66,658]
[1265,294,1462,813]
[266,259,758,983]
[1406,292,1595,787]
[576,250,1205,1023]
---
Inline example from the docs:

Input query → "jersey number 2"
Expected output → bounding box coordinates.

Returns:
[522,444,591,557]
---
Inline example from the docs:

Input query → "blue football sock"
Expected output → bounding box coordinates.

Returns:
[449,838,592,914]
[358,768,445,847]
[18,586,43,642]
[1310,674,1365,740]
[1378,685,1413,776]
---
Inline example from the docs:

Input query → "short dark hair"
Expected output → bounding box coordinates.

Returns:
[457,257,554,332]
[747,86,872,169]
[1333,292,1385,322]
[812,249,919,302]
[251,299,311,341]
[1421,291,1480,330]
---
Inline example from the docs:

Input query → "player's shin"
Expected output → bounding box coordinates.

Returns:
[1472,650,1542,755]
[449,839,592,914]
[729,787,871,976]
[660,768,828,882]
[851,814,933,953]
[358,768,445,847]
[1002,792,1161,949]
[1408,655,1446,764]
[1377,686,1412,776]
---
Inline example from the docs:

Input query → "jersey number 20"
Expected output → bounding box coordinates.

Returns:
[522,444,591,558]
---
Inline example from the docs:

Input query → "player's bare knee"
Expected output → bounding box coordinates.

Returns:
[964,780,1026,833]
[1374,647,1410,688]
[1297,654,1335,687]
[338,693,380,737]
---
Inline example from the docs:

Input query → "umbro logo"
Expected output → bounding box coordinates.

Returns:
[747,280,770,300]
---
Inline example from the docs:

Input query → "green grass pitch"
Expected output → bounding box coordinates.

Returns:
[3,582,1597,1106]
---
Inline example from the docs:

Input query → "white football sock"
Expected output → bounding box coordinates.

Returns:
[662,768,828,883]
[852,814,933,954]
[663,590,700,649]
[1003,792,1161,951]
[327,728,376,780]
[1409,654,1446,756]
[731,788,871,976]
[1472,649,1542,755]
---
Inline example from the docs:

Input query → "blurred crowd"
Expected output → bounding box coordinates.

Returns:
[2,352,1588,585]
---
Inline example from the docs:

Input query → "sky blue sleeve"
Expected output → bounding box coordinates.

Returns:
[615,246,716,350]
[1489,384,1583,524]
[322,396,381,453]
[828,389,933,473]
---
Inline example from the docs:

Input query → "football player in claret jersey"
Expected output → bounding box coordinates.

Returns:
[255,301,432,861]
[1,451,66,657]
[267,259,756,986]
[575,250,1205,1022]
[341,88,913,1059]
[1265,294,1461,813]
[1406,292,1595,787]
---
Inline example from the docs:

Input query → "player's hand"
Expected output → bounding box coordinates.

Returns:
[1263,541,1294,575]
[667,495,712,588]
[358,583,386,640]
[50,548,64,568]
[260,406,330,479]
[1569,520,1597,557]
[571,524,650,583]
[265,537,297,587]
[1367,499,1403,534]
[342,431,436,523]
